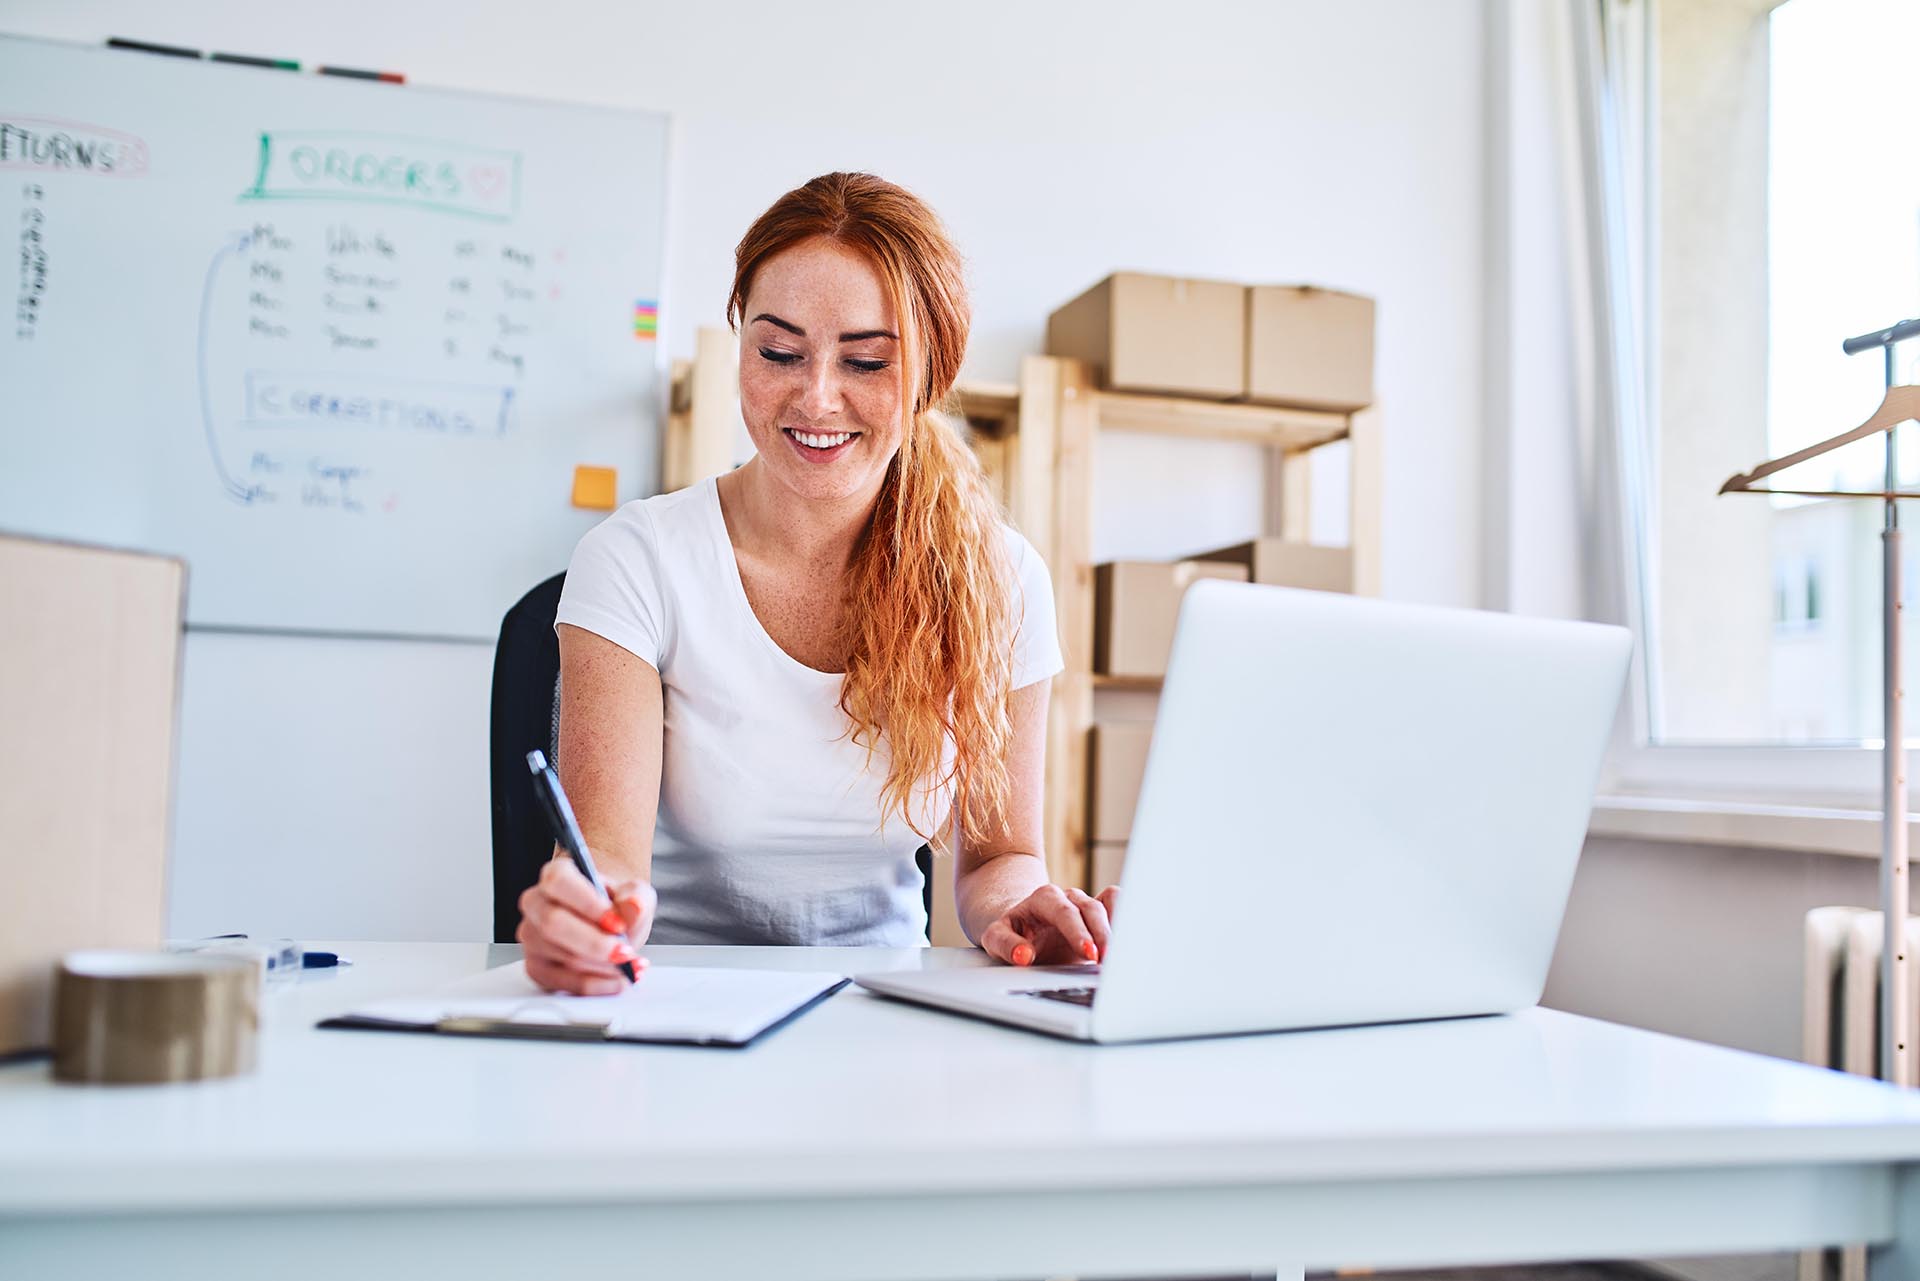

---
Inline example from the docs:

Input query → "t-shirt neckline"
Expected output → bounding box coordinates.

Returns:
[705,476,846,681]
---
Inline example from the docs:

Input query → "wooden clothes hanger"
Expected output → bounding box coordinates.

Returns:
[1720,383,1920,499]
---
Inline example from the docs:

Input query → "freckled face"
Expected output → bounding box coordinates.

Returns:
[737,237,905,504]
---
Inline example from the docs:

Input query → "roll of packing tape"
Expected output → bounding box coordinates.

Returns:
[54,951,259,1084]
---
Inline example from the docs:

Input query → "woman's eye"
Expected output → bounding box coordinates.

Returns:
[758,348,801,365]
[845,359,888,373]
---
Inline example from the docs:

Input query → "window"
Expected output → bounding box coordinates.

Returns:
[1636,0,1920,751]
[1771,556,1819,633]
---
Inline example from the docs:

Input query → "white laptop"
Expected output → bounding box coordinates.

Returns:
[854,580,1632,1043]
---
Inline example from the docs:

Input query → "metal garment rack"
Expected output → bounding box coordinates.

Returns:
[1723,316,1920,1086]
[1851,319,1920,1089]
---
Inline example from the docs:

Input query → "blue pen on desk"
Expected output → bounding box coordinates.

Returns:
[526,750,638,982]
[191,936,351,970]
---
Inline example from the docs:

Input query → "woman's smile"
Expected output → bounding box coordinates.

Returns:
[782,426,861,462]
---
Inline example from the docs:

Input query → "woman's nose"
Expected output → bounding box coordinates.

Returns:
[797,358,842,419]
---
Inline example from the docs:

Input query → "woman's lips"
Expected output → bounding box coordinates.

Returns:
[784,427,859,462]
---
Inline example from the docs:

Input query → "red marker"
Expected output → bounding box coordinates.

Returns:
[317,65,406,84]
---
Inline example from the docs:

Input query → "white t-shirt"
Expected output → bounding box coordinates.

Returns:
[554,475,1065,946]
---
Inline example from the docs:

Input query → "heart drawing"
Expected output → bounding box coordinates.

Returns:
[467,164,509,203]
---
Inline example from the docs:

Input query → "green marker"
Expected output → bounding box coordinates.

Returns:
[211,52,300,71]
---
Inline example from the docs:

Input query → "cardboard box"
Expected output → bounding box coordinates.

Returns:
[1094,559,1249,678]
[1047,272,1246,399]
[1088,721,1154,843]
[1187,538,1354,594]
[0,535,182,1055]
[1090,841,1129,892]
[1244,284,1375,411]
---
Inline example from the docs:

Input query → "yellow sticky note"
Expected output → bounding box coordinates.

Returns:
[571,465,617,511]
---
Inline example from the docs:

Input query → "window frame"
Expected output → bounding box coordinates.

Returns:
[1592,0,1906,812]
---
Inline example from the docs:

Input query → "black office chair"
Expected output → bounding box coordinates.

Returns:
[487,574,935,943]
[489,572,568,944]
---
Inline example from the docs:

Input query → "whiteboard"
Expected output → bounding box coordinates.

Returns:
[0,36,668,639]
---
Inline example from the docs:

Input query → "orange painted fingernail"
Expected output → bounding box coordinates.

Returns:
[1081,940,1098,962]
[596,908,625,934]
[1012,943,1034,967]
[608,942,637,964]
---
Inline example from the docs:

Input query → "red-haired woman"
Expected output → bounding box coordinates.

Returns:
[518,172,1118,994]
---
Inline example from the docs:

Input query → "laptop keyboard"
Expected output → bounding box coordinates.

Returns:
[1011,986,1097,1007]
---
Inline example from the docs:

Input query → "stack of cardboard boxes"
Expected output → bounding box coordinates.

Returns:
[1046,271,1373,409]
[1050,271,1376,890]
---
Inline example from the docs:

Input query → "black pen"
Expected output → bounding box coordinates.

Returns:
[526,750,638,982]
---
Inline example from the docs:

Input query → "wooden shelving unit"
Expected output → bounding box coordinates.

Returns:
[662,333,1382,921]
[955,356,1382,893]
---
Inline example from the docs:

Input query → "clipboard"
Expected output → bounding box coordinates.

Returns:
[316,962,850,1050]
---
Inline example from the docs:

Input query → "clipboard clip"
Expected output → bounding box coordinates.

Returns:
[434,1016,611,1041]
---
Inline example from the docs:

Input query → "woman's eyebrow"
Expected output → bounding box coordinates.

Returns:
[751,312,805,336]
[751,313,896,343]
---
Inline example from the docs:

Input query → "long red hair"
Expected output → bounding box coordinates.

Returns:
[727,173,1019,846]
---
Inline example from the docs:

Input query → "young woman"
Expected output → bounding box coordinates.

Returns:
[519,172,1118,995]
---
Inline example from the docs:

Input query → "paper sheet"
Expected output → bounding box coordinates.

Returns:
[342,962,847,1044]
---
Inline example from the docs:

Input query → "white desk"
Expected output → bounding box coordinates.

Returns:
[9,943,1920,1281]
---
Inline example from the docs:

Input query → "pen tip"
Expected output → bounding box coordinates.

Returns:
[526,750,548,772]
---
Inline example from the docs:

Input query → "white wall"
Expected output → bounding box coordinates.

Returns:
[4,0,1488,940]
[1546,834,1904,1062]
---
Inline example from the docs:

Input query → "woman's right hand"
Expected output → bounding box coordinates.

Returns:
[517,857,657,995]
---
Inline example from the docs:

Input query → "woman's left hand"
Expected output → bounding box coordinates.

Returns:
[981,885,1119,967]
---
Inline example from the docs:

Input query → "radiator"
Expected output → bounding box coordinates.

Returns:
[1800,906,1920,1281]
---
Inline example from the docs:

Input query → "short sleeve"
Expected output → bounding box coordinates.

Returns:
[554,503,667,668]
[1005,526,1066,689]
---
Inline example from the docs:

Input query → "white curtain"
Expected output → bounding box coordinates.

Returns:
[1476,0,1656,763]
[1555,0,1658,742]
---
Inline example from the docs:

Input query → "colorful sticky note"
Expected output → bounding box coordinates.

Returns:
[571,465,617,511]
[632,299,657,341]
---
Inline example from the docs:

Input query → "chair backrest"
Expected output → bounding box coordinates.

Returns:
[488,572,567,943]
[487,570,937,943]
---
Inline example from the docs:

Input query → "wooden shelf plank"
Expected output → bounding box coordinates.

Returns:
[1093,673,1163,692]
[1047,358,1098,891]
[1094,390,1349,450]
[1348,403,1383,595]
[953,382,1021,437]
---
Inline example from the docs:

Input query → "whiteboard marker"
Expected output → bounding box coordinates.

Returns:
[211,52,301,71]
[317,64,406,85]
[107,37,202,59]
